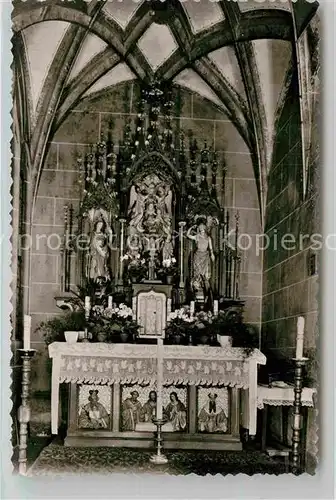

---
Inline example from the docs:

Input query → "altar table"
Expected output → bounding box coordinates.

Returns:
[49,343,266,448]
[257,384,316,452]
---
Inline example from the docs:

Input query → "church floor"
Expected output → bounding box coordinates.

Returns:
[26,441,289,476]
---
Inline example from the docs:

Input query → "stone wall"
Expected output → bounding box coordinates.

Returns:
[28,83,262,399]
[262,75,319,381]
[261,73,319,466]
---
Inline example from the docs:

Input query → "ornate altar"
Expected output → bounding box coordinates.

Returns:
[58,81,242,312]
[50,81,261,451]
[49,342,266,449]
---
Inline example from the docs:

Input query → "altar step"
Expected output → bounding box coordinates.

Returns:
[65,431,242,451]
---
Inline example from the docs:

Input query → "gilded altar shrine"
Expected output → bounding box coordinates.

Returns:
[52,81,264,451]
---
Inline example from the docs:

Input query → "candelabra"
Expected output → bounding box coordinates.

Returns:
[291,357,308,474]
[150,418,169,464]
[17,348,36,475]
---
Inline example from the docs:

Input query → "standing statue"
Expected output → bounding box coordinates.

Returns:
[187,222,215,293]
[86,215,113,282]
[162,234,174,262]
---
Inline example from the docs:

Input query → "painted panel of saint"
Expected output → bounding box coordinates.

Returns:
[163,390,187,432]
[120,385,188,432]
[78,385,111,430]
[121,385,155,431]
[197,388,229,433]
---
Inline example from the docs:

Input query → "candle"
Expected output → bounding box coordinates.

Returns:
[214,300,219,316]
[23,315,31,350]
[84,296,91,321]
[296,316,305,359]
[108,296,113,309]
[190,301,195,316]
[156,338,163,420]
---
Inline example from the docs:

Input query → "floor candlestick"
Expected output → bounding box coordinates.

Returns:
[17,348,36,475]
[291,357,308,474]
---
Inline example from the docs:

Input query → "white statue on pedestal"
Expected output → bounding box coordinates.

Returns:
[85,209,113,282]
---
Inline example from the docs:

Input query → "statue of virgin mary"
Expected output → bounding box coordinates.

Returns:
[86,216,113,282]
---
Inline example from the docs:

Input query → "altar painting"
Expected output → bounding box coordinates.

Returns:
[121,384,187,432]
[78,384,112,430]
[197,388,229,434]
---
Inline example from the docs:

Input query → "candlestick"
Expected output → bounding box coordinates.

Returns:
[17,348,36,475]
[108,296,113,309]
[156,338,163,420]
[150,418,168,465]
[296,316,305,359]
[291,357,308,474]
[83,296,91,343]
[119,218,126,282]
[23,315,31,351]
[178,221,186,288]
[214,300,219,316]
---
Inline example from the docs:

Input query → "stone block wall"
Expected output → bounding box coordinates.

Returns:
[262,75,319,385]
[261,74,319,464]
[28,82,263,397]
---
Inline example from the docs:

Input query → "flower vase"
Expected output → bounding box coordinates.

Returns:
[120,332,129,343]
[166,275,173,285]
[199,334,209,345]
[173,333,182,345]
[97,332,107,343]
[131,276,137,284]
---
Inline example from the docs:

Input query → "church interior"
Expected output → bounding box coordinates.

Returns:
[11,0,320,475]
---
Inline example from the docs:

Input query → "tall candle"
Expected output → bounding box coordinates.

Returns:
[108,296,113,309]
[156,338,163,420]
[23,315,31,350]
[296,316,305,359]
[214,300,219,316]
[190,301,195,316]
[84,296,91,321]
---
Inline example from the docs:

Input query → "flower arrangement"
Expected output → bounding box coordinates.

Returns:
[90,303,139,342]
[162,257,177,271]
[158,257,178,281]
[122,252,148,282]
[37,310,87,345]
[165,306,196,344]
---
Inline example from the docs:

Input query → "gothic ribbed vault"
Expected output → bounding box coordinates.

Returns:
[12,0,318,221]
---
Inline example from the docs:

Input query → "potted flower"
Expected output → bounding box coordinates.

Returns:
[165,306,195,345]
[37,310,87,345]
[193,310,214,345]
[159,257,178,285]
[208,311,233,347]
[90,303,139,343]
[122,253,148,283]
[231,322,259,357]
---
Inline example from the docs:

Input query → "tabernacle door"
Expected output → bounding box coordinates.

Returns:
[137,290,166,338]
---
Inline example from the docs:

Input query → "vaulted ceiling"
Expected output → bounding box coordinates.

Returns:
[12,0,319,219]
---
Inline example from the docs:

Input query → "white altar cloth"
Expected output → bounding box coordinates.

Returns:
[48,342,266,435]
[257,385,316,409]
